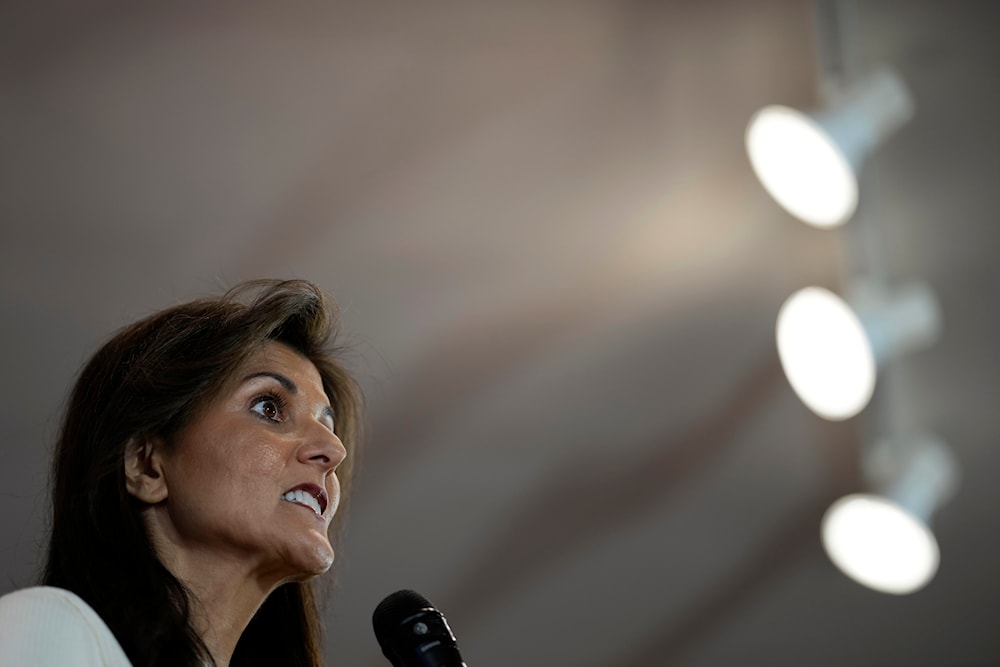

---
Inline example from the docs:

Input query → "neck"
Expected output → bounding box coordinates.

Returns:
[150,538,290,667]
[181,559,275,667]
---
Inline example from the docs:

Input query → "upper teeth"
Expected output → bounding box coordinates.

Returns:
[283,489,322,517]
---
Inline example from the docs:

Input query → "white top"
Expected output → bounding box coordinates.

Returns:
[0,586,133,666]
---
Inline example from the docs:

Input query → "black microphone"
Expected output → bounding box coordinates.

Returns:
[372,589,467,667]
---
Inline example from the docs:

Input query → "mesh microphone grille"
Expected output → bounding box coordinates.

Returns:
[373,589,434,642]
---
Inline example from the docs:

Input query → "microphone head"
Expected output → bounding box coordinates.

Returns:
[373,590,466,667]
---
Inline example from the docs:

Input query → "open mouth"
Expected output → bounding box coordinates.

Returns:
[282,483,328,518]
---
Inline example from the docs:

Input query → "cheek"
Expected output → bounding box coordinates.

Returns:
[241,440,285,476]
[220,438,288,505]
[173,427,288,502]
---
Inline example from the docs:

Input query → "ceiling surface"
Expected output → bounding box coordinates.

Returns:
[2,2,999,665]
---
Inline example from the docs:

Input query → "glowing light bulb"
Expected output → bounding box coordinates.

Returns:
[776,287,875,420]
[822,494,939,595]
[746,69,913,227]
[746,106,858,227]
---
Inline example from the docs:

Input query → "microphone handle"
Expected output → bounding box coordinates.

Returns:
[389,642,466,667]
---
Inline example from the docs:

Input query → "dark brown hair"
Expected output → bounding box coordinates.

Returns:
[43,279,363,667]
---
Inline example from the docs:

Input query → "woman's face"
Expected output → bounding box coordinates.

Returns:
[157,341,347,581]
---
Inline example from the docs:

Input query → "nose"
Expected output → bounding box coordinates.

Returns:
[298,419,348,472]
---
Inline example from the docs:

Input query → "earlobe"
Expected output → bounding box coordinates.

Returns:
[124,437,169,504]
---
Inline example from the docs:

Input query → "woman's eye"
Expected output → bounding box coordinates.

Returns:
[251,396,285,422]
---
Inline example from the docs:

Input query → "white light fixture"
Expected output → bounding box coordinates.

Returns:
[822,435,958,594]
[775,283,940,420]
[746,67,914,228]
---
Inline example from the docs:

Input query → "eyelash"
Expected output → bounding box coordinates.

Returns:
[250,393,288,424]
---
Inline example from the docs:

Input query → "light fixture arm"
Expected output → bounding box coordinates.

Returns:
[863,435,960,523]
[813,68,915,171]
[848,281,941,366]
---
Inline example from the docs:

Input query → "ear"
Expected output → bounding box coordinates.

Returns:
[124,437,169,504]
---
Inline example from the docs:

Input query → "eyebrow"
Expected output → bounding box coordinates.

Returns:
[241,371,336,426]
[243,371,298,393]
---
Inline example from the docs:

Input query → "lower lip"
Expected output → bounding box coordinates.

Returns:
[284,499,324,521]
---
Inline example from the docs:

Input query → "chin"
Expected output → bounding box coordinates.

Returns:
[284,538,335,579]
